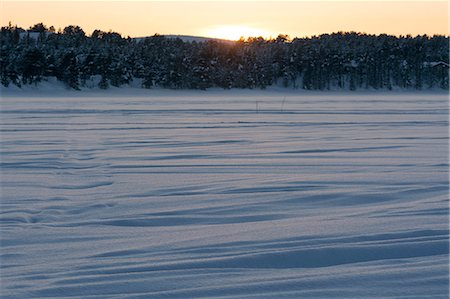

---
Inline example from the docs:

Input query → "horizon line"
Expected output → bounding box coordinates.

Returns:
[8,23,448,40]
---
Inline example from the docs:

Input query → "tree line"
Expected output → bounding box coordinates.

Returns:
[1,23,448,90]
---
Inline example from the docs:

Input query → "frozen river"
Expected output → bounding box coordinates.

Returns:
[1,89,449,298]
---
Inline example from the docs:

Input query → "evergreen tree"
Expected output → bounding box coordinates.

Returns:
[1,23,448,90]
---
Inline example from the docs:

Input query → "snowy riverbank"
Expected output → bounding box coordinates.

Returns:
[1,77,448,98]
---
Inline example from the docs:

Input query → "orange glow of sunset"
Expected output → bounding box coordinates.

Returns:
[204,25,274,40]
[0,1,448,38]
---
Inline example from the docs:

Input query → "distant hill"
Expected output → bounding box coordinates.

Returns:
[19,31,233,44]
[133,34,234,44]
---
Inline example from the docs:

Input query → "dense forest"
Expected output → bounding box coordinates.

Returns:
[1,23,448,90]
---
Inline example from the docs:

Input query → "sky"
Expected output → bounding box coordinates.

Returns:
[1,1,448,40]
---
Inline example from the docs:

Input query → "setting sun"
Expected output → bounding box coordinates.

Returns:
[204,25,273,40]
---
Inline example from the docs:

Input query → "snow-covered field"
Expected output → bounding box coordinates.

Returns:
[1,88,449,298]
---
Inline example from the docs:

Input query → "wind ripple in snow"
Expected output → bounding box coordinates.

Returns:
[1,91,448,298]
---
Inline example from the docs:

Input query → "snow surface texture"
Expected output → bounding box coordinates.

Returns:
[1,88,449,298]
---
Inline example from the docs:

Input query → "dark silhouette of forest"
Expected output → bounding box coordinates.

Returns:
[1,23,448,90]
